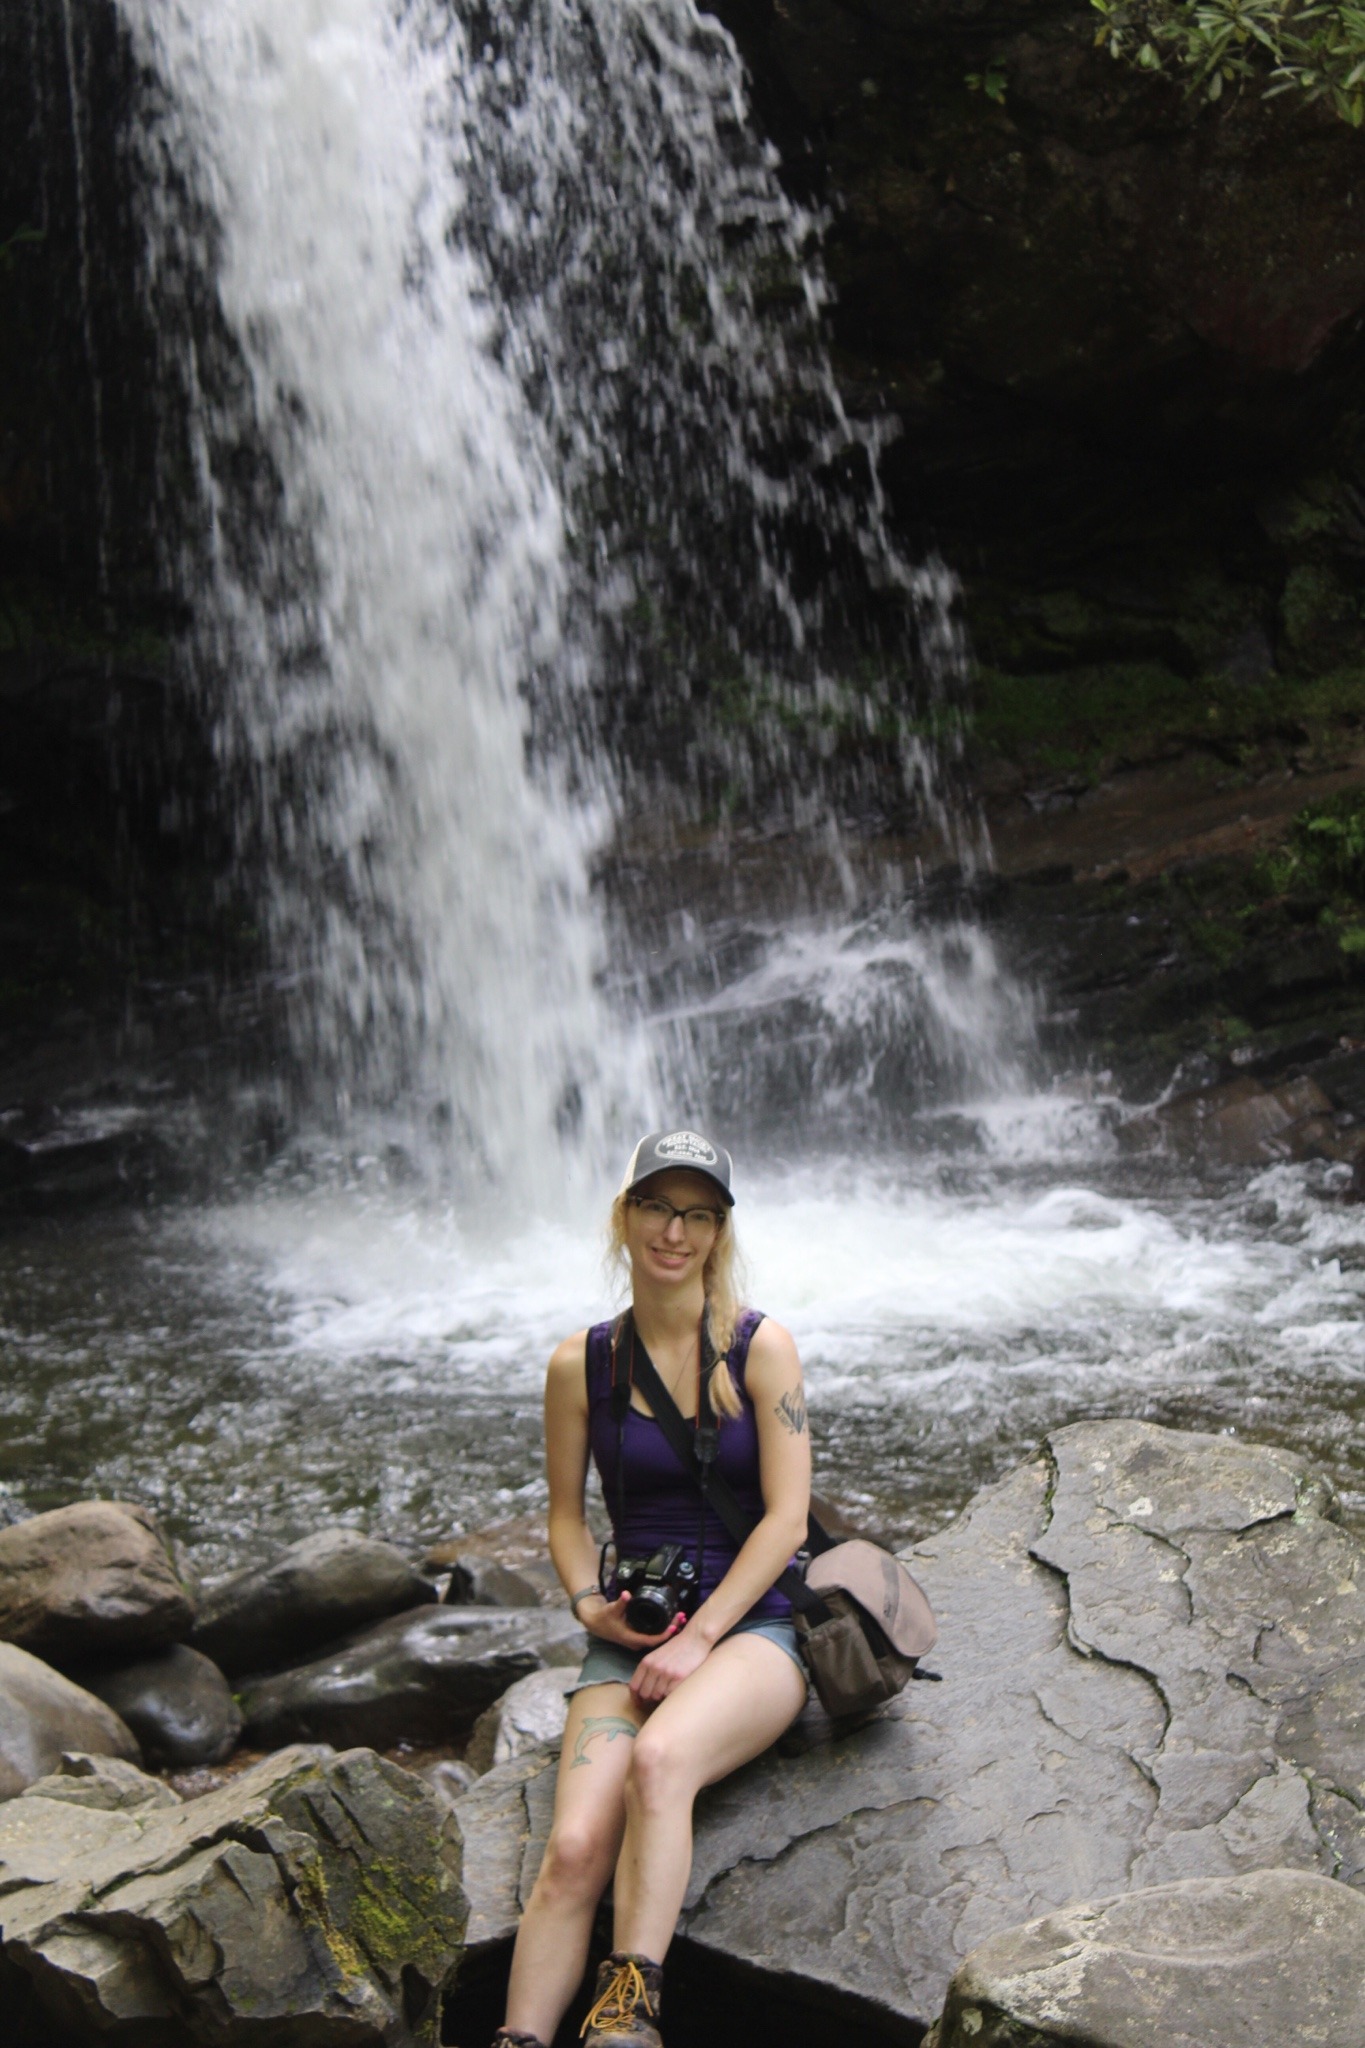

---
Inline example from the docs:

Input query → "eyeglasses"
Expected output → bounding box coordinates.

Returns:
[628,1194,725,1235]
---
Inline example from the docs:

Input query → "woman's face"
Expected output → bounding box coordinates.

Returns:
[624,1169,726,1288]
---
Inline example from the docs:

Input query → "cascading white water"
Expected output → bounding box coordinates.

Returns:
[121,0,658,1193]
[120,0,1029,1193]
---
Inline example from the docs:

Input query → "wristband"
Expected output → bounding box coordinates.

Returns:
[569,1585,602,1619]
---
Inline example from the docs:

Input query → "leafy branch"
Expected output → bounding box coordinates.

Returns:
[1091,0,1365,124]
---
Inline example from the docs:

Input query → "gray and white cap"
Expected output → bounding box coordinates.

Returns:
[620,1128,735,1207]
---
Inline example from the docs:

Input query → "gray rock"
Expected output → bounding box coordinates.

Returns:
[240,1603,585,1750]
[22,1751,181,1812]
[0,1500,195,1663]
[450,1421,1365,2028]
[924,1868,1365,2048]
[445,1554,545,1608]
[465,1666,576,1776]
[0,1644,141,1801]
[192,1526,434,1676]
[77,1643,242,1766]
[0,1743,463,2046]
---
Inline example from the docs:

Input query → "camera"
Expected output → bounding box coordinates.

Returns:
[613,1542,700,1635]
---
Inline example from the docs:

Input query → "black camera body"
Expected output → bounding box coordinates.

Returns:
[614,1542,700,1635]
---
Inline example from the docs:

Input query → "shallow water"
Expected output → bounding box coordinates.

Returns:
[4,1096,1363,1588]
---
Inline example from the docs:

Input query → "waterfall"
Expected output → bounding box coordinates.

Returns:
[119,0,1032,1194]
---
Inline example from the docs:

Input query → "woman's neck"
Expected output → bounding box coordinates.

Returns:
[630,1276,705,1357]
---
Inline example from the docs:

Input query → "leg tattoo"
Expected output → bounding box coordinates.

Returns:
[570,1715,639,1769]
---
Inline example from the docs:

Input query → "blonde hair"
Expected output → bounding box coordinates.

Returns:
[606,1192,748,1419]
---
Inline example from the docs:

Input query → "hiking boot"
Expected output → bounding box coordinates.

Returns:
[493,2030,548,2048]
[579,1951,664,2048]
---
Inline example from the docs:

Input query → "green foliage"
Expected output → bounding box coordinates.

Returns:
[1257,786,1365,950]
[1092,0,1365,125]
[966,61,1009,102]
[1263,787,1365,892]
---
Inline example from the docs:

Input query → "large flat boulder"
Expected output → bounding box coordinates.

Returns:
[0,1644,140,1801]
[191,1527,434,1677]
[240,1603,585,1750]
[452,1421,1365,2030]
[0,1502,194,1663]
[923,1868,1365,2048]
[0,1743,463,2045]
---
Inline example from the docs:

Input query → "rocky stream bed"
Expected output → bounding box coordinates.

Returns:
[2,1418,1363,2047]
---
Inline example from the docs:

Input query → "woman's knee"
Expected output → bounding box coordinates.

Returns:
[626,1725,698,1812]
[535,1819,615,1902]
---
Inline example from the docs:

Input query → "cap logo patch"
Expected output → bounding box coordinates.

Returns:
[656,1130,718,1167]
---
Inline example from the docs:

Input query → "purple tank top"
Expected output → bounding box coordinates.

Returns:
[586,1308,792,1624]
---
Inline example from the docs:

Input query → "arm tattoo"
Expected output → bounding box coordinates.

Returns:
[569,1715,638,1769]
[775,1386,808,1436]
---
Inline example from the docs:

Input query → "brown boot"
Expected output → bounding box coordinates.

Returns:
[493,2031,548,2048]
[579,1952,664,2048]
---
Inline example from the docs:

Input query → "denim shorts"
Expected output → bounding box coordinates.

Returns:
[568,1614,804,1695]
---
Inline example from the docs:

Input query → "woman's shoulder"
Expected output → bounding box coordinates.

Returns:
[549,1318,620,1396]
[736,1311,799,1387]
[546,1328,590,1380]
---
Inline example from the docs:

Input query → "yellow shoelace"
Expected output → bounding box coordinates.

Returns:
[580,1960,656,2037]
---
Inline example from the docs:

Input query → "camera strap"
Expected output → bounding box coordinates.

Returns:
[620,1308,835,1627]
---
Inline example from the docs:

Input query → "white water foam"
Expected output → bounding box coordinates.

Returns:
[206,1146,1365,1392]
[122,0,657,1191]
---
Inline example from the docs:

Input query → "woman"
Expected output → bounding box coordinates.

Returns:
[495,1128,811,2048]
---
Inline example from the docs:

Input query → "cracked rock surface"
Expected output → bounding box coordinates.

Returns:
[452,1421,1364,2032]
[923,1868,1365,2048]
[0,1743,463,2045]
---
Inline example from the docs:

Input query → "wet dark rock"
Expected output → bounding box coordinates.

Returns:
[0,1743,461,2046]
[923,1869,1365,2048]
[192,1526,434,1677]
[0,1105,167,1212]
[1122,1071,1349,1166]
[77,1642,242,1767]
[465,1666,575,1778]
[1310,1047,1365,1121]
[0,1643,140,1800]
[427,1514,570,1608]
[452,1420,1365,2026]
[239,1603,584,1751]
[0,1500,195,1663]
[444,1554,545,1609]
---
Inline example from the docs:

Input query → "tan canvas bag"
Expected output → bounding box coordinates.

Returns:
[792,1538,938,1720]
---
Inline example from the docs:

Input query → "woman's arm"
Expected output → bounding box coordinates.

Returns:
[544,1332,686,1651]
[630,1317,810,1702]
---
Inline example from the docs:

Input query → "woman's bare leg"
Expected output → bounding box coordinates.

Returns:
[611,1636,807,1963]
[504,1682,647,2041]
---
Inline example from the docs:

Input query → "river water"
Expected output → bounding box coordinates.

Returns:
[4,1103,1362,1586]
[9,0,1361,1585]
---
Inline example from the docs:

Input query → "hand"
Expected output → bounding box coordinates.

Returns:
[581,1591,688,1652]
[630,1623,711,1703]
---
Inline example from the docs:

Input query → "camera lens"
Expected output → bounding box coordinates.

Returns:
[625,1586,677,1635]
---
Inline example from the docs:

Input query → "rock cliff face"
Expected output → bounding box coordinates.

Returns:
[713,0,1365,732]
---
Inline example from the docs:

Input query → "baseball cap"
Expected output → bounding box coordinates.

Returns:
[619,1128,735,1207]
